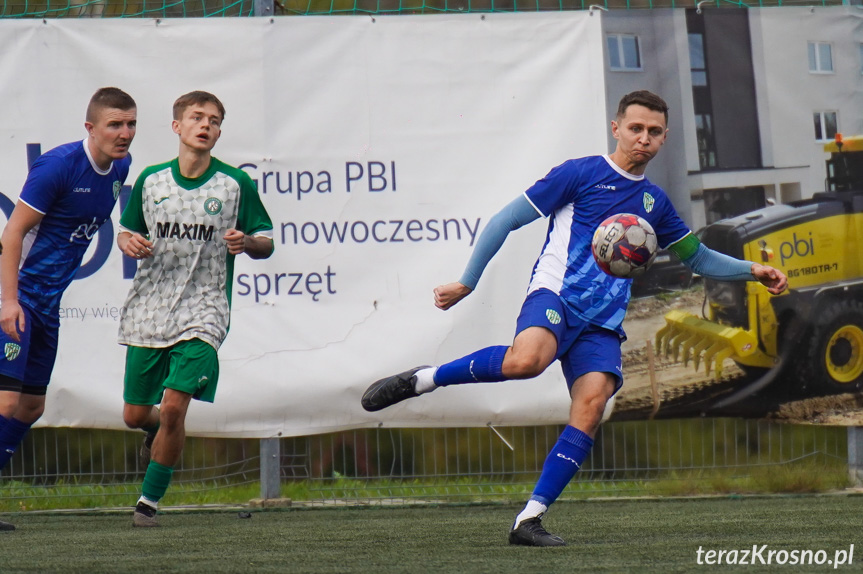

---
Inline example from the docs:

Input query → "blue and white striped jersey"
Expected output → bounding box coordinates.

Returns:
[15,140,131,317]
[524,155,690,334]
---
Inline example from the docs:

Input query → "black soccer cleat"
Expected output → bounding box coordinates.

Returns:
[508,517,566,547]
[0,519,14,532]
[361,366,430,412]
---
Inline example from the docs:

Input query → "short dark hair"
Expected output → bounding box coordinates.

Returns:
[173,91,226,123]
[616,90,669,125]
[86,87,136,123]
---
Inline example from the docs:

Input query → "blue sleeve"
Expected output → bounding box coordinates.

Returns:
[459,195,541,289]
[18,154,67,214]
[523,160,580,217]
[682,243,755,281]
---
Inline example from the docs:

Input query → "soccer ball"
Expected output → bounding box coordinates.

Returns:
[591,213,658,278]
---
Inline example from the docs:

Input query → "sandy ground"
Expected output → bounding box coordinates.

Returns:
[769,393,863,425]
[613,286,741,417]
[618,286,863,425]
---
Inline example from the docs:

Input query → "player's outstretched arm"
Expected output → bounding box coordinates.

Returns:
[224,229,274,259]
[750,263,788,295]
[434,282,473,310]
[457,195,540,290]
[675,238,788,295]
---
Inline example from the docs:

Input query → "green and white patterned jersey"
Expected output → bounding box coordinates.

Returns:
[118,157,273,350]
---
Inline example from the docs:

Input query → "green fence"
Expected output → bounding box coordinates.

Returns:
[0,0,849,18]
[0,419,851,511]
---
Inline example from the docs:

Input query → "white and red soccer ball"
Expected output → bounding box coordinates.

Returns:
[591,213,658,278]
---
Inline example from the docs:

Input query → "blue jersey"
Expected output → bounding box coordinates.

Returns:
[15,140,131,317]
[524,155,690,334]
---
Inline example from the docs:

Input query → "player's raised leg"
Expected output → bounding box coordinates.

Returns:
[361,335,555,412]
[361,292,561,412]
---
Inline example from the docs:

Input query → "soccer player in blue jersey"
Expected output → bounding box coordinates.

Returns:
[362,90,788,546]
[0,87,137,531]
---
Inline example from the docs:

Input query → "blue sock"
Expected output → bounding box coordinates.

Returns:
[0,416,33,471]
[433,346,508,386]
[530,425,593,506]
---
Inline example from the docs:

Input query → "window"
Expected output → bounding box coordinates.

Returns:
[689,33,708,86]
[607,35,641,70]
[813,111,838,141]
[695,114,717,169]
[808,42,833,73]
[704,187,766,225]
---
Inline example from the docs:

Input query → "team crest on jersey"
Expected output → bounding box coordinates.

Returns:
[204,198,223,215]
[4,343,21,361]
[546,309,562,325]
[643,192,655,213]
[113,181,122,201]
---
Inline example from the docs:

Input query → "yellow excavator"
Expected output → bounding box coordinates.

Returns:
[656,134,863,394]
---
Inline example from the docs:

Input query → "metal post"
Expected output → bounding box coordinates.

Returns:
[253,0,274,16]
[847,427,863,487]
[260,437,281,500]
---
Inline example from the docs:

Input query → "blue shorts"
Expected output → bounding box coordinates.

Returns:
[0,303,59,393]
[515,288,623,392]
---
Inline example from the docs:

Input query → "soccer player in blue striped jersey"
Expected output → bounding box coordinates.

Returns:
[0,88,137,532]
[362,91,787,546]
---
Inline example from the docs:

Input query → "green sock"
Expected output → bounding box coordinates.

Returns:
[142,423,160,435]
[142,460,174,503]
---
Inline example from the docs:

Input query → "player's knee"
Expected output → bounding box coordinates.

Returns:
[585,393,610,416]
[158,404,186,430]
[14,395,45,423]
[17,405,44,424]
[123,405,150,429]
[505,353,548,379]
[123,412,144,429]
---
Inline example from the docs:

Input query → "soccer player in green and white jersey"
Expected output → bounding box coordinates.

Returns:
[116,91,274,527]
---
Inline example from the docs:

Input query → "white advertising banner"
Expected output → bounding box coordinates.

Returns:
[0,14,607,437]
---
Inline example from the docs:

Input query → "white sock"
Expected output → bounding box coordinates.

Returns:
[513,500,547,529]
[413,367,438,394]
[138,496,158,510]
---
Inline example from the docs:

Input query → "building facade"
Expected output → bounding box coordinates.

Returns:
[601,6,862,229]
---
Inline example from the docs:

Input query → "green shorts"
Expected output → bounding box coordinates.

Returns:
[123,338,220,405]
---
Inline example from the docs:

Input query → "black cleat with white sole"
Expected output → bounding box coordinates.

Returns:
[361,366,430,412]
[0,519,14,532]
[508,517,566,547]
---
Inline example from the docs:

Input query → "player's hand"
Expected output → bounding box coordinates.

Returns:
[120,232,153,260]
[751,263,788,295]
[224,229,246,255]
[0,300,25,342]
[434,282,473,310]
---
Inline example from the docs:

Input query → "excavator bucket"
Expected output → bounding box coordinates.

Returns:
[655,310,763,380]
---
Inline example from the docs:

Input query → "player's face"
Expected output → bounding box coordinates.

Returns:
[173,103,222,153]
[85,107,137,169]
[611,104,667,168]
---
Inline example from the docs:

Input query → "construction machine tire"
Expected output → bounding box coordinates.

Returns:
[803,300,863,394]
